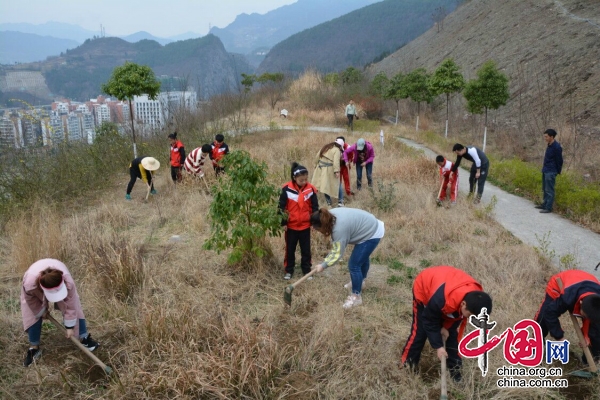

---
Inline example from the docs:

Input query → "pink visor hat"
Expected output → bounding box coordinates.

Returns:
[40,278,68,302]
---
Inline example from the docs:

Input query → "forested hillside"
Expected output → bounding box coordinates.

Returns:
[258,0,457,74]
[29,35,251,101]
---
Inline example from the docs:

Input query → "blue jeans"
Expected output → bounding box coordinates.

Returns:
[27,318,89,345]
[348,238,381,294]
[542,172,557,211]
[356,163,373,190]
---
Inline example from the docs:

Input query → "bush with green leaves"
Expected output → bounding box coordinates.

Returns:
[203,150,282,267]
[368,179,397,212]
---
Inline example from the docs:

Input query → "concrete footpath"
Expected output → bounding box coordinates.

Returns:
[399,137,600,278]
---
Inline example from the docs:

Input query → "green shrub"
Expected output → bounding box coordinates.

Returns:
[367,179,397,212]
[203,150,282,267]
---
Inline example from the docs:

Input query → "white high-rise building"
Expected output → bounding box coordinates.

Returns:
[0,117,17,148]
[94,103,111,125]
[133,94,162,130]
[49,115,65,145]
[67,113,82,142]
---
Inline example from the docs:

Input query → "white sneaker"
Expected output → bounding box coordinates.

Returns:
[343,294,362,309]
[344,280,366,290]
[284,273,292,280]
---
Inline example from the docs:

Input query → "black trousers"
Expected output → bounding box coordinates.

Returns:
[347,114,354,131]
[127,168,153,195]
[469,162,489,197]
[401,300,462,372]
[284,228,312,276]
[535,294,600,359]
[171,166,182,182]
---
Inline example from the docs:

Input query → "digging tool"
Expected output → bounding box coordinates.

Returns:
[283,268,318,306]
[556,278,598,378]
[47,314,113,375]
[145,183,152,201]
[436,180,444,207]
[440,341,448,400]
[201,174,211,193]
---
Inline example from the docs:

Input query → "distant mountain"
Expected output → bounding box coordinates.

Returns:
[210,0,381,57]
[0,21,97,42]
[16,34,253,101]
[0,31,79,64]
[120,31,172,46]
[258,0,457,74]
[169,31,202,41]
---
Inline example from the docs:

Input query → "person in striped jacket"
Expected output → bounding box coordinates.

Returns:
[184,144,212,178]
[279,162,319,280]
[436,155,459,206]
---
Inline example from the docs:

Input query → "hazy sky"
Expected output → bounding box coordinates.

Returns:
[0,0,297,37]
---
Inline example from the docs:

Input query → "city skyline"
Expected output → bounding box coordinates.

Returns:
[0,0,297,38]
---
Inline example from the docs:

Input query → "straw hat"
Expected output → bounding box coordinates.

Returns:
[141,157,160,171]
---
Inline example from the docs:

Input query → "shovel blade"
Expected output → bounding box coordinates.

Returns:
[283,285,294,306]
[569,369,595,378]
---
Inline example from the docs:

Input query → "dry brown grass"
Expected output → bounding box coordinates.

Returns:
[0,128,596,399]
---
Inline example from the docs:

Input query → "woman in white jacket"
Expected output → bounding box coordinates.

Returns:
[20,259,99,367]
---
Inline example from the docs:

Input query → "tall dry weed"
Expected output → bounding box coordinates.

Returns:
[7,201,66,274]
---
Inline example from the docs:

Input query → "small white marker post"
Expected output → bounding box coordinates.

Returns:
[380,129,384,148]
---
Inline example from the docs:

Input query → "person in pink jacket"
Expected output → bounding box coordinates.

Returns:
[343,138,375,190]
[20,259,99,367]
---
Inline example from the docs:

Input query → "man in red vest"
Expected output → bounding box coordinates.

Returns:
[534,270,600,365]
[400,266,493,382]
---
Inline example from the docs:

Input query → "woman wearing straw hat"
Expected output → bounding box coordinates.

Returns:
[21,259,99,367]
[125,156,160,200]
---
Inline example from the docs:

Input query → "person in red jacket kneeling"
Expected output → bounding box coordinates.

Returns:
[400,266,492,382]
[278,162,319,280]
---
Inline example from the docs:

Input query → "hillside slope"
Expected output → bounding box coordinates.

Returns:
[368,0,600,132]
[258,0,457,74]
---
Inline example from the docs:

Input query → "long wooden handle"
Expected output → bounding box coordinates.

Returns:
[47,314,112,374]
[291,268,318,289]
[440,341,448,400]
[437,179,444,200]
[556,277,598,373]
[569,313,598,373]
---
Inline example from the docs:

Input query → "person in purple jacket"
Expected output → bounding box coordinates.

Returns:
[343,138,375,190]
[20,259,99,367]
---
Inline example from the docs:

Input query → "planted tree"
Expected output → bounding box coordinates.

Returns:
[385,72,408,125]
[257,72,286,120]
[203,150,282,268]
[463,60,510,151]
[429,58,465,137]
[369,72,390,99]
[101,62,161,157]
[404,68,434,132]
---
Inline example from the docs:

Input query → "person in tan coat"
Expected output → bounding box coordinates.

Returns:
[312,142,343,207]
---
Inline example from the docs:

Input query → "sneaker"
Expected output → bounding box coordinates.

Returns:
[342,294,362,309]
[24,347,42,367]
[81,335,99,352]
[125,194,131,200]
[539,209,552,214]
[534,205,544,209]
[349,191,355,196]
[150,189,157,195]
[284,273,292,280]
[338,202,345,207]
[473,196,481,205]
[344,280,366,290]
[450,201,457,207]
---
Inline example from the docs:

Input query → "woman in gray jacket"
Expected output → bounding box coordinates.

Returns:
[311,207,384,309]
